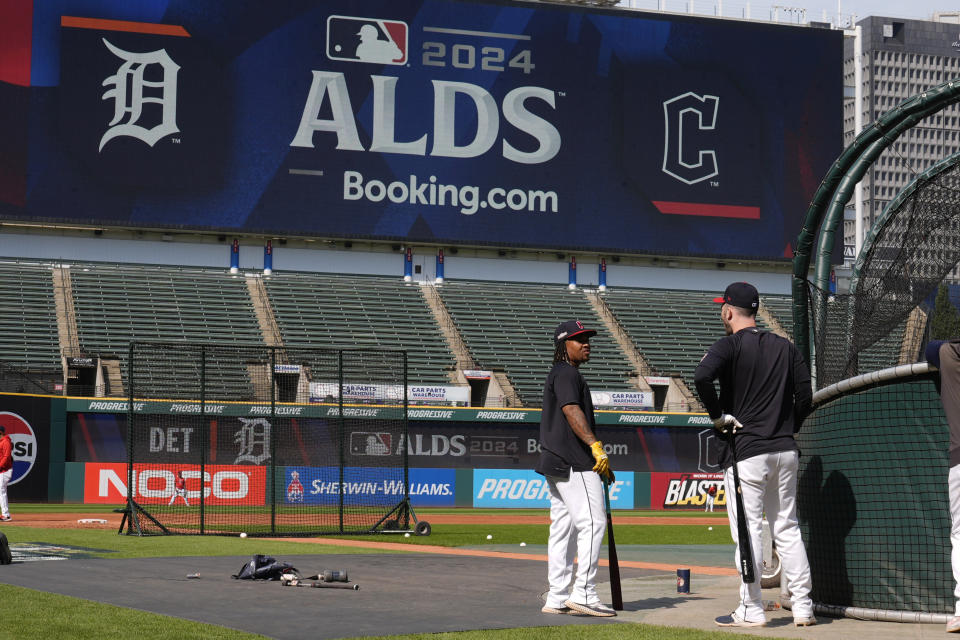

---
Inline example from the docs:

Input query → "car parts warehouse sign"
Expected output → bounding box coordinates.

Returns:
[3,0,840,259]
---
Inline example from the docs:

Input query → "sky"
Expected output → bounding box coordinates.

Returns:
[619,0,960,26]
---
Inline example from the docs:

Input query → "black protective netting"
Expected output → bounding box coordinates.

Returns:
[123,343,410,537]
[797,375,951,613]
[811,158,960,388]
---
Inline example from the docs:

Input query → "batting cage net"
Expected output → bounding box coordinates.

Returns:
[122,342,411,537]
[810,152,960,390]
[796,363,952,618]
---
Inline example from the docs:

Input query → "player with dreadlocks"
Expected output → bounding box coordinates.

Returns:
[535,320,616,617]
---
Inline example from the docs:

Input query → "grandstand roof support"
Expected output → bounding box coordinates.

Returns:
[792,78,960,375]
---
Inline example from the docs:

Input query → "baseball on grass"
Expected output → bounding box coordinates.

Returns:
[520,542,526,547]
[240,532,247,538]
[708,527,713,531]
[404,533,410,538]
[486,534,493,540]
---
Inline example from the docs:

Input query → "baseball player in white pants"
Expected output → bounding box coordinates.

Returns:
[694,283,816,627]
[545,469,607,610]
[536,320,616,617]
[926,339,960,632]
[723,449,814,624]
[0,468,10,521]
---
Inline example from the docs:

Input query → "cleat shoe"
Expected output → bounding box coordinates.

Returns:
[715,611,766,627]
[795,616,818,627]
[947,617,960,633]
[564,600,617,617]
[0,516,10,522]
[540,605,571,615]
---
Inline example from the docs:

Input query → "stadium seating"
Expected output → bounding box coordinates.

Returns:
[759,294,795,337]
[264,272,454,386]
[437,280,638,406]
[0,261,61,370]
[70,263,263,399]
[598,287,723,394]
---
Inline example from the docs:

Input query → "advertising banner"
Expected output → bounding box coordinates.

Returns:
[7,0,841,259]
[67,411,726,473]
[83,462,266,505]
[649,471,725,510]
[283,466,455,507]
[473,469,634,508]
[0,396,51,501]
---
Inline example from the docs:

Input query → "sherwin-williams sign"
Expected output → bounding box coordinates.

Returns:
[5,0,840,259]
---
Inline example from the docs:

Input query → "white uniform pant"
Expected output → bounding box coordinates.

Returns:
[544,469,606,608]
[705,494,715,512]
[724,449,814,621]
[948,464,960,616]
[0,468,11,517]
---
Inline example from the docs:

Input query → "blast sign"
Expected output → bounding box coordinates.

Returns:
[6,0,841,259]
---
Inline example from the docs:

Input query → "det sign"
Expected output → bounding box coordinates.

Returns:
[473,469,634,509]
[0,412,37,485]
[83,463,266,505]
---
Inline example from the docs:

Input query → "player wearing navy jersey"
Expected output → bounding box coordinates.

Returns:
[694,282,815,628]
[536,320,615,618]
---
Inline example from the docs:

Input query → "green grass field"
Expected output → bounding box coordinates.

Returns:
[0,506,755,640]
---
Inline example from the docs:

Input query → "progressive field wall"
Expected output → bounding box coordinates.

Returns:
[6,393,726,510]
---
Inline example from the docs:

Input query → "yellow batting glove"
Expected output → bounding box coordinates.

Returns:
[590,441,611,479]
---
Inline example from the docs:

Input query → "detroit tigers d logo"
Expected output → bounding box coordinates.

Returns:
[99,38,181,151]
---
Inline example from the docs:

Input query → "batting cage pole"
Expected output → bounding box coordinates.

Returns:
[125,341,138,536]
[199,344,206,536]
[269,347,277,536]
[403,352,409,527]
[338,349,345,535]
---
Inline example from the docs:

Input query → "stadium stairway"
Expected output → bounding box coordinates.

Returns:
[69,262,264,400]
[263,271,454,387]
[437,280,640,407]
[419,283,518,406]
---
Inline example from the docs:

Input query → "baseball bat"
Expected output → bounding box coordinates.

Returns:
[728,430,755,583]
[283,579,360,590]
[602,479,624,610]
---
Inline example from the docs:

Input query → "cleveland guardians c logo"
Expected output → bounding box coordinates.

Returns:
[662,92,720,186]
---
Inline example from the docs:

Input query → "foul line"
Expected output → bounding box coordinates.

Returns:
[423,26,530,40]
[264,536,738,576]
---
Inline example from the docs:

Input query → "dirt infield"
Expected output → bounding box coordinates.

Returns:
[4,512,727,529]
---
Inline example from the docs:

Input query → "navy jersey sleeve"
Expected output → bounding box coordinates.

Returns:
[791,344,812,431]
[927,340,946,370]
[694,338,734,419]
[553,365,582,409]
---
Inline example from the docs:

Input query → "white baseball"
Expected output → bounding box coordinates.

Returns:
[404,533,410,538]
[708,527,713,531]
[486,534,493,540]
[520,542,526,547]
[240,532,247,538]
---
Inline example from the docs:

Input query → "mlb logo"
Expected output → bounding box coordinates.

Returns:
[350,432,392,456]
[326,15,408,65]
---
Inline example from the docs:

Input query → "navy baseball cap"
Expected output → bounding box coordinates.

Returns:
[713,282,759,311]
[554,320,597,343]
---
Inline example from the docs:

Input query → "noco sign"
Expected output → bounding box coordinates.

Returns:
[4,0,841,259]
